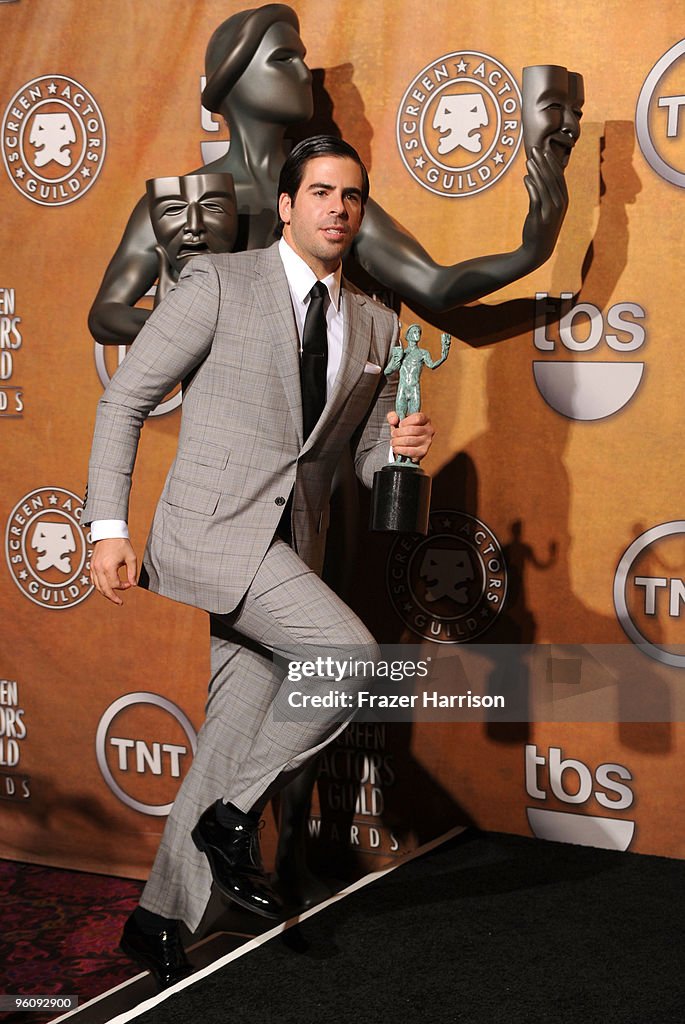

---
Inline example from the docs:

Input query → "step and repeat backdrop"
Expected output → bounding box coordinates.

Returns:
[2,0,684,879]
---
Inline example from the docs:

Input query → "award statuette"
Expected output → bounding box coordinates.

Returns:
[371,325,451,534]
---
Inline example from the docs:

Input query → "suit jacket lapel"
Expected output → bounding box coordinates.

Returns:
[252,245,304,447]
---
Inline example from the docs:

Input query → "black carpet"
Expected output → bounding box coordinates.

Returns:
[133,831,683,1024]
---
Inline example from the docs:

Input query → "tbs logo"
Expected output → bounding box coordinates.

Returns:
[525,744,635,851]
[533,293,646,421]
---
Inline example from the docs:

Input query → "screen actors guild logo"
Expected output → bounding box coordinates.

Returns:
[2,75,106,206]
[636,40,685,188]
[5,487,94,608]
[396,52,522,197]
[387,510,507,642]
[614,521,685,667]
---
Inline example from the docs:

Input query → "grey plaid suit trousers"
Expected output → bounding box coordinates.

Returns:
[140,537,377,931]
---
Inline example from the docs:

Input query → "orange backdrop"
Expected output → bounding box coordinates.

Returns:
[1,0,684,878]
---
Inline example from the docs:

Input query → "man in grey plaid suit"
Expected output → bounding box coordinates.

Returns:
[84,136,435,984]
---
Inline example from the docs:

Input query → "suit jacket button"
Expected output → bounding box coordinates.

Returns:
[275,496,286,506]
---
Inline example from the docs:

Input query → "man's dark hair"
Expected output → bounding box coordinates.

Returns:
[276,135,370,237]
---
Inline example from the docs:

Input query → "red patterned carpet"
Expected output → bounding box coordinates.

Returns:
[1,859,143,1024]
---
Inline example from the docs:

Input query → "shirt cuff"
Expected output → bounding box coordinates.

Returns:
[90,520,129,542]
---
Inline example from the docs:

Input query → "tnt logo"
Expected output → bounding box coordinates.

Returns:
[533,293,646,420]
[614,521,685,667]
[96,693,197,816]
[636,40,685,188]
[525,744,635,851]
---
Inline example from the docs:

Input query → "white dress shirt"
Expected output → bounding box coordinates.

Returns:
[90,238,347,542]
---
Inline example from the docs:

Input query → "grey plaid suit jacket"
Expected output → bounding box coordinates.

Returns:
[83,243,399,614]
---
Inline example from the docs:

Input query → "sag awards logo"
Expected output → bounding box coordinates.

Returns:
[94,344,181,417]
[614,521,685,667]
[311,723,403,858]
[636,39,685,188]
[5,487,93,608]
[2,75,106,206]
[525,744,635,851]
[0,678,30,801]
[387,510,507,643]
[396,51,522,197]
[96,693,197,816]
[0,286,23,419]
[532,293,646,420]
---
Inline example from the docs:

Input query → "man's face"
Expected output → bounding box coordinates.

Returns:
[279,155,365,277]
[147,174,238,272]
[522,65,584,169]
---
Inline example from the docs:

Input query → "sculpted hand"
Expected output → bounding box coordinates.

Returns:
[384,346,404,376]
[154,245,178,308]
[387,411,435,462]
[90,538,138,606]
[441,333,451,357]
[522,147,569,262]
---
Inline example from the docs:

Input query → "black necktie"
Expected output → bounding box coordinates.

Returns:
[300,281,328,441]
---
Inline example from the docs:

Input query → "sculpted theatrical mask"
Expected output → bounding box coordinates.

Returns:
[522,64,585,169]
[146,173,238,275]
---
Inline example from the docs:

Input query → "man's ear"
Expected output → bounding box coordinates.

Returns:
[278,191,292,226]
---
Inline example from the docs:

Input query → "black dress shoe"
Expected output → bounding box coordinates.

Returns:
[119,912,192,988]
[192,804,283,919]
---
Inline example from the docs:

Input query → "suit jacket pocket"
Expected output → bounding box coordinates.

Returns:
[177,438,230,470]
[165,477,220,516]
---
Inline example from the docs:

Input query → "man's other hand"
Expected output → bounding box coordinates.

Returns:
[387,411,435,462]
[90,538,138,605]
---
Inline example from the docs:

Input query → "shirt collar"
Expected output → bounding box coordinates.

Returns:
[278,236,341,311]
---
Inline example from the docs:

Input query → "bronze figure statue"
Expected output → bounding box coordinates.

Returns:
[371,326,452,533]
